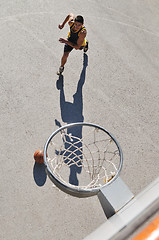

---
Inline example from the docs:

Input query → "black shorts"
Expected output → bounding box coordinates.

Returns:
[64,44,73,52]
[64,43,84,52]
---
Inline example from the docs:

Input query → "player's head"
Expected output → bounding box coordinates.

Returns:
[75,15,84,24]
[74,15,84,30]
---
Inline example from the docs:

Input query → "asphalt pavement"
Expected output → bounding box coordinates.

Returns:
[1,1,159,239]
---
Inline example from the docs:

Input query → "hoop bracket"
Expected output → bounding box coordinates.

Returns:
[98,177,134,218]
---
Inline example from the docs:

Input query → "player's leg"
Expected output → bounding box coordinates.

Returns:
[57,44,73,75]
[57,52,69,75]
[61,51,70,68]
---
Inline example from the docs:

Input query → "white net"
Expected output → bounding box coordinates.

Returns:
[46,125,121,190]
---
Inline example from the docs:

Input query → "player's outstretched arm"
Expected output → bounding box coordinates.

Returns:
[58,13,75,29]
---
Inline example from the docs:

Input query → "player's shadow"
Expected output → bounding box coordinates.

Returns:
[55,53,88,186]
[33,162,47,187]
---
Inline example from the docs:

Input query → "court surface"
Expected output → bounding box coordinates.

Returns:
[1,1,159,239]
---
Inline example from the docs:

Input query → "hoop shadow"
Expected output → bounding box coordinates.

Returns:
[55,53,88,186]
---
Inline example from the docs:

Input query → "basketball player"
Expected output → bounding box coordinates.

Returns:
[57,13,88,75]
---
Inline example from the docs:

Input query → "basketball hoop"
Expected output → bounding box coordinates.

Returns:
[43,122,134,218]
[43,122,123,197]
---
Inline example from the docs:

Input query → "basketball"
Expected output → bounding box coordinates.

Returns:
[34,149,44,164]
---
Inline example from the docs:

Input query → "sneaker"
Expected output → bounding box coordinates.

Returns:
[57,66,64,75]
[83,41,88,52]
